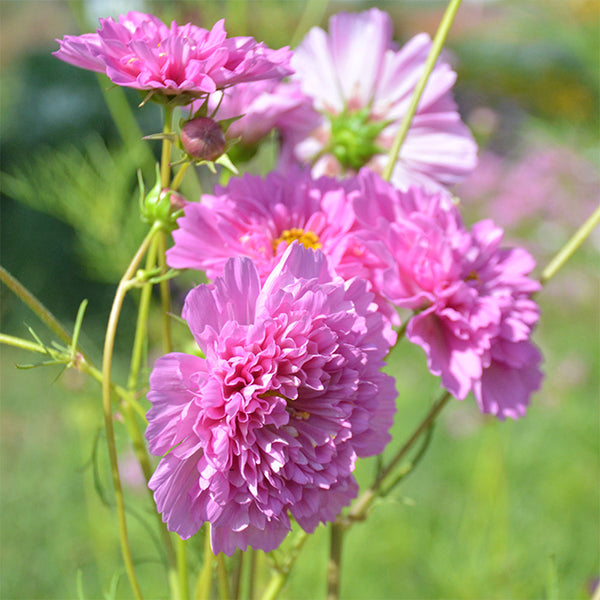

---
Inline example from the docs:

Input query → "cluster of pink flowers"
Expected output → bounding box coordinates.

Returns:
[56,8,543,554]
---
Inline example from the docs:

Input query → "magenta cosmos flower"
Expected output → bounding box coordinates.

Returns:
[146,243,397,554]
[166,168,397,330]
[276,8,477,192]
[353,172,543,419]
[54,12,292,101]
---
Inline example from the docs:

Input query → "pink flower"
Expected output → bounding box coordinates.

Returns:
[146,243,397,554]
[166,168,397,331]
[354,173,543,419]
[54,12,292,101]
[276,8,477,191]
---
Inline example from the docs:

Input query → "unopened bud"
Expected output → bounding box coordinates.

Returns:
[181,117,226,161]
[139,165,186,228]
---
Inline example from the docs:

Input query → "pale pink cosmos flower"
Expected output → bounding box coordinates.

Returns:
[166,168,397,333]
[54,12,292,101]
[277,8,477,192]
[353,171,543,419]
[146,243,397,554]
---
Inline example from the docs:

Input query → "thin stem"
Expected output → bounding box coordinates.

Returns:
[195,525,214,600]
[216,554,230,600]
[326,521,344,600]
[161,105,174,189]
[230,550,243,600]
[239,548,256,600]
[260,531,310,600]
[261,572,287,600]
[177,537,190,600]
[0,333,47,354]
[101,223,162,600]
[0,266,76,351]
[290,0,329,46]
[348,391,451,523]
[171,161,192,191]
[539,202,600,287]
[382,0,463,181]
[127,235,160,393]
[157,231,174,353]
[0,330,146,419]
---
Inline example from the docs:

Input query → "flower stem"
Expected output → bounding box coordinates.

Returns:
[177,537,190,600]
[101,223,162,600]
[127,235,160,393]
[326,521,344,600]
[260,530,310,600]
[0,333,48,354]
[539,202,600,286]
[348,390,451,522]
[0,314,145,420]
[171,161,192,191]
[0,265,76,351]
[161,106,175,189]
[195,526,214,600]
[382,0,463,181]
[157,231,174,353]
[216,553,230,600]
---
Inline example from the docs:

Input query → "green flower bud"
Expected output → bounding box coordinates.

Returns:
[139,165,185,228]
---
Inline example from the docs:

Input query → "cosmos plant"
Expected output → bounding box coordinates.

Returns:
[2,3,597,600]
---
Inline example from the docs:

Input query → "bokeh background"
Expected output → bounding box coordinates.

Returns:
[1,1,598,599]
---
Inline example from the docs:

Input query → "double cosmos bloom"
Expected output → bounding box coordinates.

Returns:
[56,8,542,555]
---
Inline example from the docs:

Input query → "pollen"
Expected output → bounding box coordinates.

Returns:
[273,228,321,252]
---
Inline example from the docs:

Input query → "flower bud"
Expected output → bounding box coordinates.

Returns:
[139,165,186,228]
[181,117,226,161]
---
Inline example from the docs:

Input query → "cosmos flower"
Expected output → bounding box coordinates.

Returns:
[276,8,477,191]
[54,12,292,102]
[166,168,397,332]
[353,172,543,419]
[146,243,397,554]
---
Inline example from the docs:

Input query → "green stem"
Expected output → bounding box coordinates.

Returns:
[382,0,463,181]
[101,223,162,600]
[0,266,76,351]
[290,0,329,47]
[216,553,230,600]
[348,390,451,523]
[261,571,287,600]
[195,526,215,600]
[171,162,192,192]
[260,531,310,600]
[157,231,174,353]
[0,329,146,420]
[230,550,243,600]
[127,236,160,393]
[539,202,600,286]
[239,548,256,600]
[0,333,47,354]
[161,106,175,189]
[326,522,344,600]
[177,537,190,600]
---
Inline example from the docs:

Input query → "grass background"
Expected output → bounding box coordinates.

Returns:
[1,1,598,599]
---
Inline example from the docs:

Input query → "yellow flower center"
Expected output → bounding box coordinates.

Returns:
[272,228,321,252]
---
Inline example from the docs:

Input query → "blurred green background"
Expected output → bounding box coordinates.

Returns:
[1,1,598,599]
